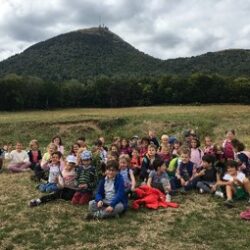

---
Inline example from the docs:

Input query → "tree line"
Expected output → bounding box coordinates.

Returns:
[0,73,250,110]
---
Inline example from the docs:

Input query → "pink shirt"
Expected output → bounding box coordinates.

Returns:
[190,148,204,168]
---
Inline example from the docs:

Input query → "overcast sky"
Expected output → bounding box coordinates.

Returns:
[1,0,250,61]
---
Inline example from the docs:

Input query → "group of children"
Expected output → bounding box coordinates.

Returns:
[1,128,250,220]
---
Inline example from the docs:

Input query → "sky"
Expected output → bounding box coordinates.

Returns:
[1,0,250,61]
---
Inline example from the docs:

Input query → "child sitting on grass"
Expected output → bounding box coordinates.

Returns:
[51,135,64,155]
[0,145,7,170]
[120,138,132,155]
[231,139,250,175]
[71,150,96,205]
[158,145,171,164]
[27,139,42,171]
[130,147,141,177]
[222,129,235,160]
[33,143,58,182]
[86,160,127,220]
[39,151,62,192]
[171,148,197,191]
[140,144,160,182]
[147,159,172,202]
[190,138,204,169]
[196,155,217,194]
[203,136,215,156]
[5,142,31,173]
[139,137,150,162]
[222,160,250,207]
[29,155,78,207]
[119,155,136,193]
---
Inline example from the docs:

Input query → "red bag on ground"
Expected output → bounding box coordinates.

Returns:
[132,185,179,210]
[240,209,250,220]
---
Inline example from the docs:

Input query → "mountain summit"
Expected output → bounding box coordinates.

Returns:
[0,27,250,80]
[0,27,161,81]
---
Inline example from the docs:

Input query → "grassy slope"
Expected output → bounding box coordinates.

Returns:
[1,105,250,250]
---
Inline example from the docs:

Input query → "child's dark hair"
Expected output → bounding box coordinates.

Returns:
[225,129,235,135]
[70,143,80,154]
[180,146,191,156]
[52,136,63,145]
[153,159,165,170]
[191,138,200,148]
[226,160,238,169]
[106,160,119,171]
[95,139,103,147]
[109,151,119,161]
[202,154,215,164]
[51,151,62,159]
[141,137,150,145]
[231,139,245,152]
[78,137,86,142]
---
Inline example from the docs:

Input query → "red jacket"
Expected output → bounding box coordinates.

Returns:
[132,185,179,210]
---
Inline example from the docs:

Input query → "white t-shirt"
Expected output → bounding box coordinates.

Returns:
[223,171,245,183]
[48,164,60,183]
[5,150,30,164]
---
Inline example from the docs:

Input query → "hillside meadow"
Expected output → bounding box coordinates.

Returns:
[1,105,250,250]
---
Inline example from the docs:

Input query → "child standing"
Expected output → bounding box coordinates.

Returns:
[5,142,31,173]
[147,159,172,202]
[119,155,136,193]
[39,151,62,192]
[71,151,96,205]
[86,160,127,220]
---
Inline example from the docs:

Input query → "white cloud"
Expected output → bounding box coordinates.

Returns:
[0,0,250,61]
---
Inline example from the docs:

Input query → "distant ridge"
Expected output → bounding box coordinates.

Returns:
[0,26,250,81]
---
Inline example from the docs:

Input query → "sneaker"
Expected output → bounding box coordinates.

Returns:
[215,190,224,198]
[29,199,41,207]
[199,188,204,194]
[224,199,234,208]
[165,193,171,202]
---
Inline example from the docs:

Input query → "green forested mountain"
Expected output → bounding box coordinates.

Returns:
[1,27,250,81]
[0,27,162,81]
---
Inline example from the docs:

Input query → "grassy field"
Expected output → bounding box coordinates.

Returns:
[1,105,250,250]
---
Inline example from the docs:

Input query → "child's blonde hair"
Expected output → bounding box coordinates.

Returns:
[119,154,131,164]
[161,134,169,141]
[47,143,58,152]
[29,139,39,148]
